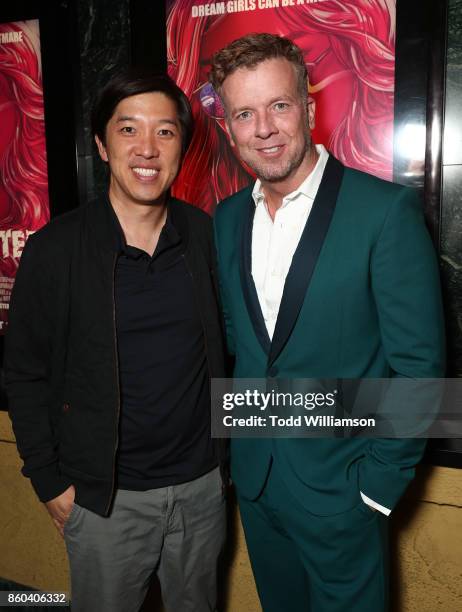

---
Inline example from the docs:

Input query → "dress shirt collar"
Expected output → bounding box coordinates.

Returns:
[251,144,329,209]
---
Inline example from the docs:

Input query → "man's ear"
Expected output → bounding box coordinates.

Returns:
[95,134,109,162]
[307,96,316,130]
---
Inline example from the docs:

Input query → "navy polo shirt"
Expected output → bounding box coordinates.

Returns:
[112,205,216,490]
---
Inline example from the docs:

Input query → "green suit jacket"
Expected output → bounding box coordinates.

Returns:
[214,156,445,516]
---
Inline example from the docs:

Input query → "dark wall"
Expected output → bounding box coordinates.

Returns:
[74,0,131,202]
[430,0,462,462]
[73,0,166,203]
[441,0,462,378]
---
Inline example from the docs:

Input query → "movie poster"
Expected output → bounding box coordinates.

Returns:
[0,20,49,334]
[166,0,396,213]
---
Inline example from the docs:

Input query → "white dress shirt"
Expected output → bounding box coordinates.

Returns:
[251,145,329,339]
[250,144,391,517]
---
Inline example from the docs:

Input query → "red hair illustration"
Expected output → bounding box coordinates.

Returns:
[167,0,395,213]
[0,20,49,332]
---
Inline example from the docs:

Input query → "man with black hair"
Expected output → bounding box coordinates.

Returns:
[6,71,227,612]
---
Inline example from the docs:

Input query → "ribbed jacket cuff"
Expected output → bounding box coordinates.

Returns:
[27,463,73,503]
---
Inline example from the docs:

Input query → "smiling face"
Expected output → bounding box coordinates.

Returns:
[95,92,182,209]
[221,58,316,191]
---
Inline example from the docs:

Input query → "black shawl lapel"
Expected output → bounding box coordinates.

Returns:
[239,196,271,356]
[268,156,344,367]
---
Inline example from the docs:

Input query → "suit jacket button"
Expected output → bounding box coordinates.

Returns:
[267,366,278,377]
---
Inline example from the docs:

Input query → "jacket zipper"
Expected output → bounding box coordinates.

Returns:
[185,248,226,489]
[182,252,212,379]
[183,251,228,490]
[106,253,121,514]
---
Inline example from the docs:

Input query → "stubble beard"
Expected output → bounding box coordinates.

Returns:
[246,129,312,183]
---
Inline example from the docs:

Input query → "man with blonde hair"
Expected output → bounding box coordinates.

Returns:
[211,33,444,611]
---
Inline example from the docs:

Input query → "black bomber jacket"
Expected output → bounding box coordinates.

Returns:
[5,196,228,516]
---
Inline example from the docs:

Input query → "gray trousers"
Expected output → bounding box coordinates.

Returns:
[64,467,226,612]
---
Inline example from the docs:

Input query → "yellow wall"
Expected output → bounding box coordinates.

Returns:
[1,411,461,611]
[0,413,68,593]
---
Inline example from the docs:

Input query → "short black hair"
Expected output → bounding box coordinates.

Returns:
[91,68,193,155]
